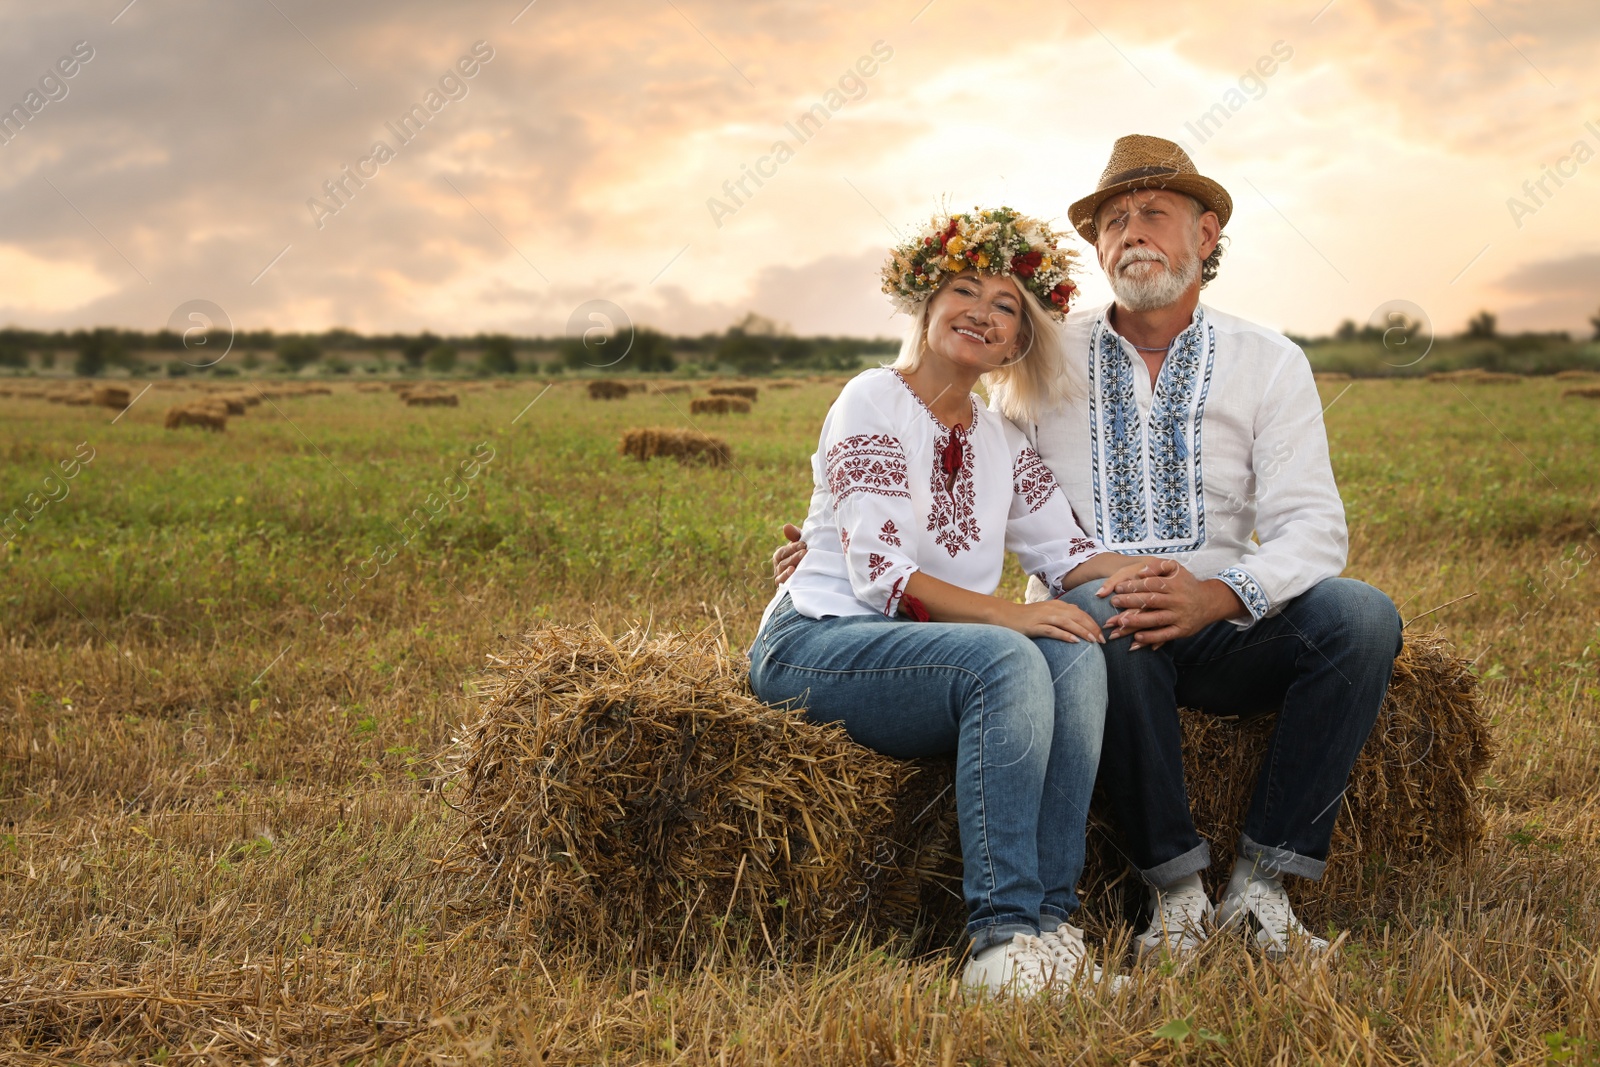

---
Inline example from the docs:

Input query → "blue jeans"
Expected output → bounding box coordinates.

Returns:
[748,593,1108,952]
[1059,577,1403,884]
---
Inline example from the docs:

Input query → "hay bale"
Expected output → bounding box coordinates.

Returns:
[620,427,731,467]
[588,380,632,400]
[1554,369,1599,381]
[404,392,459,407]
[1562,385,1600,399]
[163,405,227,431]
[92,385,131,409]
[452,626,1490,956]
[449,625,960,959]
[689,397,750,415]
[1427,369,1522,384]
[709,385,759,401]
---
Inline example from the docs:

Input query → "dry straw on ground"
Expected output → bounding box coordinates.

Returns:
[404,392,460,406]
[1563,385,1600,399]
[690,397,751,415]
[450,625,1491,959]
[709,385,760,401]
[589,380,632,400]
[620,427,732,467]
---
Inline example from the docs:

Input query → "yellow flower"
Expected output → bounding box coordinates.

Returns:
[975,251,990,268]
[943,255,964,271]
[946,236,967,255]
[1040,255,1052,271]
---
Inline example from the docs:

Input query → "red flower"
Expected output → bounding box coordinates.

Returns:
[1010,250,1043,278]
[1048,281,1076,307]
[940,218,959,247]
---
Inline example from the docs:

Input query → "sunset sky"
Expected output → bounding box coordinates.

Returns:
[1,0,1597,340]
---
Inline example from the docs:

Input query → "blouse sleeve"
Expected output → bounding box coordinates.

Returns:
[1005,440,1105,598]
[819,379,923,616]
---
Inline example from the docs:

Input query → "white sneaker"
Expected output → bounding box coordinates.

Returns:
[1039,924,1129,993]
[1216,878,1331,961]
[960,933,1059,997]
[1135,881,1213,960]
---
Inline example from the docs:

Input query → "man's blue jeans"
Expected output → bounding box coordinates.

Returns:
[1059,577,1403,885]
[749,593,1108,952]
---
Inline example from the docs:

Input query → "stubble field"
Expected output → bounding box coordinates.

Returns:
[1,373,1597,1065]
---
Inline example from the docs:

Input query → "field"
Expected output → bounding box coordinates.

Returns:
[1,374,1598,1064]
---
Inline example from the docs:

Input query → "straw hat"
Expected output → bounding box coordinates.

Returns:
[1068,134,1232,243]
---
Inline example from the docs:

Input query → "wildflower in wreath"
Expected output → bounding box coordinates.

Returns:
[881,206,1079,318]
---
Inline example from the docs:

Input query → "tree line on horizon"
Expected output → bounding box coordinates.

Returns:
[0,308,1595,379]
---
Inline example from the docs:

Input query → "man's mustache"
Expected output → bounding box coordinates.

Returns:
[1117,248,1170,273]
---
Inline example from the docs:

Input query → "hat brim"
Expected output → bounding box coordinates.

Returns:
[1069,174,1233,243]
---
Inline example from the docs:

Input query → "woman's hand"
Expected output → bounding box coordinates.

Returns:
[996,599,1106,644]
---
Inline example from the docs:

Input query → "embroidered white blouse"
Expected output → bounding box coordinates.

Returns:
[1020,303,1348,625]
[769,367,1104,625]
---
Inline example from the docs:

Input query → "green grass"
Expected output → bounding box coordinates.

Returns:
[0,375,1597,1064]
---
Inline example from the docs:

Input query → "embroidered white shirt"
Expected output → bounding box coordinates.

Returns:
[1020,303,1347,625]
[769,367,1104,625]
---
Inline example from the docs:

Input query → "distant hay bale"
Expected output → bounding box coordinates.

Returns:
[163,405,227,431]
[620,427,731,467]
[449,625,958,959]
[709,386,759,401]
[451,626,1492,956]
[690,397,750,415]
[1562,385,1600,399]
[216,396,247,415]
[1428,369,1522,384]
[1554,369,1599,380]
[589,380,632,400]
[387,382,413,392]
[91,385,131,409]
[768,380,800,390]
[404,392,459,407]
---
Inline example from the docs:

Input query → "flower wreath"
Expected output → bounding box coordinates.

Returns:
[881,206,1079,320]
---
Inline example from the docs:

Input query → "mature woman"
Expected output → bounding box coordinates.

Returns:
[748,208,1156,995]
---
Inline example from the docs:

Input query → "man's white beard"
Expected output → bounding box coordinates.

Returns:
[1109,246,1200,312]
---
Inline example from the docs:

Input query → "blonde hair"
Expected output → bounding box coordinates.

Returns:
[890,281,1071,424]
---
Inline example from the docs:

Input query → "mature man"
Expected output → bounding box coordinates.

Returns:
[773,135,1403,960]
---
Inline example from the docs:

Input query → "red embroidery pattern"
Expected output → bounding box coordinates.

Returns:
[825,433,910,503]
[868,552,893,581]
[927,427,980,556]
[879,520,902,547]
[1067,536,1100,559]
[839,528,850,554]
[1012,447,1060,515]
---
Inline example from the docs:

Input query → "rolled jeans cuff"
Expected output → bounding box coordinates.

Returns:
[1239,834,1327,880]
[1038,906,1073,933]
[1140,841,1212,887]
[968,919,1039,955]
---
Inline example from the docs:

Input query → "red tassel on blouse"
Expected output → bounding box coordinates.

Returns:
[899,593,931,622]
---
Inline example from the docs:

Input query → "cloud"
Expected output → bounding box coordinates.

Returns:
[0,0,1597,336]
[1492,252,1600,333]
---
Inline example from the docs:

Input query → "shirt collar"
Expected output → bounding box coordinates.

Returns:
[1096,302,1206,355]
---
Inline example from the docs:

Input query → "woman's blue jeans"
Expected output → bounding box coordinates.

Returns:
[748,593,1108,952]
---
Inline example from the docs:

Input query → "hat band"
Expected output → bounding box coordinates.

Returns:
[1102,164,1184,187]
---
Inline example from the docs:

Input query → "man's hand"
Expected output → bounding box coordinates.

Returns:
[773,523,807,585]
[1096,558,1247,650]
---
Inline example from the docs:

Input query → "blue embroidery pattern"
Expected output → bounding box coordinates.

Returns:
[1087,312,1214,553]
[1088,324,1148,544]
[1216,566,1269,620]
